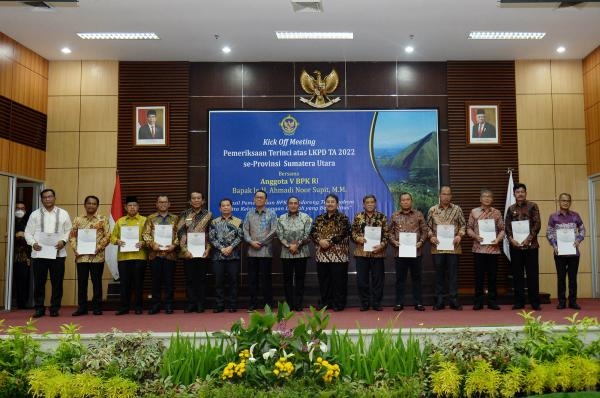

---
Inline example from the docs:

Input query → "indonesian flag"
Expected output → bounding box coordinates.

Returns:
[106,173,122,279]
[503,170,516,261]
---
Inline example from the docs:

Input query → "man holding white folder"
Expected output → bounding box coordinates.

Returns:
[143,195,179,314]
[546,193,585,310]
[426,186,466,311]
[25,188,72,318]
[388,192,428,312]
[69,195,110,316]
[466,189,505,310]
[505,183,542,311]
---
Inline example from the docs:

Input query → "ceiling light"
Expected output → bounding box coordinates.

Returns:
[556,46,566,53]
[77,32,160,40]
[61,47,71,54]
[405,46,414,53]
[222,46,231,54]
[276,31,353,40]
[468,31,546,40]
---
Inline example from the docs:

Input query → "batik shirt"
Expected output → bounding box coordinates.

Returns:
[426,203,466,255]
[209,215,243,261]
[143,212,179,261]
[69,213,110,262]
[505,201,541,250]
[547,210,585,256]
[351,210,388,258]
[310,210,351,263]
[110,214,148,261]
[388,209,428,257]
[466,206,505,254]
[277,211,313,259]
[176,207,212,258]
[243,208,278,257]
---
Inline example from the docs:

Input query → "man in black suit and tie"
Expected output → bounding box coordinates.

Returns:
[138,109,164,140]
[471,109,496,139]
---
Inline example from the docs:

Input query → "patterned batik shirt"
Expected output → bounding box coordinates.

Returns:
[547,210,585,256]
[310,210,351,263]
[426,203,466,255]
[209,215,244,261]
[388,209,428,257]
[351,210,389,258]
[466,206,505,254]
[176,207,212,258]
[69,213,111,263]
[504,201,541,250]
[142,212,179,261]
[277,211,313,259]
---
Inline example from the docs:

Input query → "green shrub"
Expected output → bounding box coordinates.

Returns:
[498,365,524,398]
[463,360,502,397]
[430,360,462,397]
[43,323,87,372]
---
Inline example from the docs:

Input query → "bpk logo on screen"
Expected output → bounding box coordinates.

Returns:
[279,114,299,135]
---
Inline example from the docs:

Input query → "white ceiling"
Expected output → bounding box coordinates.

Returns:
[1,0,600,62]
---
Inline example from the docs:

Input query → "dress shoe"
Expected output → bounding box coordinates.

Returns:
[511,304,524,310]
[569,302,581,310]
[531,305,542,311]
[472,304,483,311]
[415,304,426,311]
[247,305,256,313]
[372,305,383,312]
[393,304,404,311]
[196,307,205,313]
[333,307,344,312]
[49,310,59,317]
[557,302,566,309]
[72,308,88,316]
[228,308,237,313]
[148,307,160,315]
[450,304,463,311]
[93,310,103,315]
[165,308,174,314]
[33,309,45,318]
[295,306,303,312]
[433,304,445,311]
[184,305,196,313]
[134,309,143,315]
[213,307,225,313]
[488,304,501,310]
[359,305,369,312]
[115,309,129,315]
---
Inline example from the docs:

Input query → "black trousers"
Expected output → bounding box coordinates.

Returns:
[355,257,384,307]
[183,257,209,308]
[150,257,175,309]
[117,260,146,311]
[13,261,30,308]
[316,261,348,310]
[473,253,498,306]
[281,257,307,309]
[76,261,104,311]
[247,257,273,308]
[510,248,540,307]
[213,259,240,309]
[395,256,423,306]
[433,254,459,305]
[33,257,65,311]
[554,255,579,305]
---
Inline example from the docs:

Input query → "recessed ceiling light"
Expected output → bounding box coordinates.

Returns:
[61,47,72,54]
[468,31,546,40]
[77,32,160,40]
[405,46,414,53]
[222,46,231,54]
[556,46,566,53]
[275,31,353,40]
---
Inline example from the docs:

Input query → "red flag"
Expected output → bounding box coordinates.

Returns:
[106,173,122,279]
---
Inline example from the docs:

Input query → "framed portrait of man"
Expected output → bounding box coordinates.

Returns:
[466,103,500,145]
[134,104,169,146]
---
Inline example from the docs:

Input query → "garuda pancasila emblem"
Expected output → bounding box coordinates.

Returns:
[299,68,341,109]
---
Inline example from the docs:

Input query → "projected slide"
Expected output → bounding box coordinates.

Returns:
[209,110,438,219]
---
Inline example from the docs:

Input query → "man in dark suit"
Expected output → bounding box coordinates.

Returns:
[138,109,164,140]
[471,109,496,139]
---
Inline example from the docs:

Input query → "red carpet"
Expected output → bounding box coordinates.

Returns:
[1,299,598,335]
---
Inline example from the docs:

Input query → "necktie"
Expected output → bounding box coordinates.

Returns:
[478,124,483,137]
[151,126,155,137]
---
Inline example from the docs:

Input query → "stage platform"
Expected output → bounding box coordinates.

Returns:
[1,299,598,336]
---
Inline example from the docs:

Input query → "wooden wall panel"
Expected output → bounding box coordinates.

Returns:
[118,62,190,216]
[447,61,518,294]
[584,46,600,175]
[8,141,45,180]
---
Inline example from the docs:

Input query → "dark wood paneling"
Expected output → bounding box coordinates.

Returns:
[346,62,397,95]
[0,95,46,150]
[189,97,243,131]
[190,63,243,96]
[189,131,207,167]
[447,60,519,295]
[346,96,397,109]
[243,96,296,109]
[118,62,190,216]
[188,166,208,197]
[243,63,295,96]
[397,62,447,95]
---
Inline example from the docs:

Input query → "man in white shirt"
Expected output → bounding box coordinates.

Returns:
[25,188,72,318]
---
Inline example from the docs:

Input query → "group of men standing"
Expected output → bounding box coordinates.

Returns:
[17,181,585,317]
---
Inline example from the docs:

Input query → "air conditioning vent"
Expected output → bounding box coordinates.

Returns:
[290,0,323,13]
